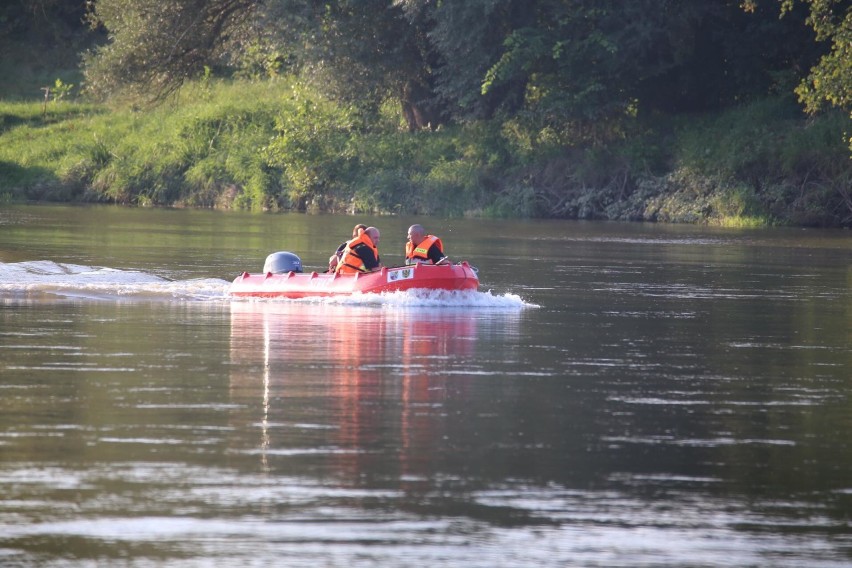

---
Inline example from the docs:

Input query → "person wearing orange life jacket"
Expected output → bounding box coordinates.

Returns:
[335,226,382,274]
[405,224,449,265]
[328,223,368,273]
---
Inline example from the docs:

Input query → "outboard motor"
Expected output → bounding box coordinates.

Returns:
[263,251,303,274]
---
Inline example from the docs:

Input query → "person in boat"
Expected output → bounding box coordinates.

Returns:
[328,223,368,272]
[405,224,449,265]
[335,226,382,274]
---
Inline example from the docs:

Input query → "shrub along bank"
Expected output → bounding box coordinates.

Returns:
[1,78,850,227]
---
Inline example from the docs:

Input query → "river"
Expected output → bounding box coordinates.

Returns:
[1,204,850,567]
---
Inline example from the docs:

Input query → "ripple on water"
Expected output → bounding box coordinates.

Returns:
[1,464,848,566]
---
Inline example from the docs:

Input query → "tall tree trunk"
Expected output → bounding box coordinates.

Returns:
[401,79,442,131]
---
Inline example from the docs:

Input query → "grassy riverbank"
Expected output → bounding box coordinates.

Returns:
[1,78,851,226]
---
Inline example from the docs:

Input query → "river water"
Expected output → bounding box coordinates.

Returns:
[1,204,850,567]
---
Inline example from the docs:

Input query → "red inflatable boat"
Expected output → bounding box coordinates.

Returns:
[229,261,479,299]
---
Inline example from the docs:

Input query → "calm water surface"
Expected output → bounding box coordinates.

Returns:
[1,204,850,567]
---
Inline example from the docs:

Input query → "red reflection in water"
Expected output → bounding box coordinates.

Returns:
[228,301,478,483]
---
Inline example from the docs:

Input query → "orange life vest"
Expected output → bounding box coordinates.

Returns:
[405,235,443,264]
[336,232,379,274]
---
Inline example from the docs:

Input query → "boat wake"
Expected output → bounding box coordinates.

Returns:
[0,260,532,308]
[0,260,230,302]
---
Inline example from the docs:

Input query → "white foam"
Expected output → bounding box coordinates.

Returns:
[0,260,534,307]
[0,260,230,301]
[278,288,534,309]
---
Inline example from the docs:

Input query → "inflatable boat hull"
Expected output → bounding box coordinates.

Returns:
[229,262,478,299]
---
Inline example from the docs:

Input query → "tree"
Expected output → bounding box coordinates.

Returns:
[0,0,88,45]
[395,0,530,121]
[443,0,720,141]
[85,0,443,129]
[474,1,820,123]
[260,0,443,131]
[82,0,831,135]
[781,0,852,114]
[641,0,821,113]
[84,0,258,100]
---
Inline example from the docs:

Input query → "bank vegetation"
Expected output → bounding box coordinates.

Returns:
[1,0,852,227]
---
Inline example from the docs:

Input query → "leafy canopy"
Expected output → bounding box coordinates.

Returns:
[81,0,835,142]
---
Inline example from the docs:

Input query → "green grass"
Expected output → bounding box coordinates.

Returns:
[715,215,772,228]
[670,97,852,226]
[0,80,289,208]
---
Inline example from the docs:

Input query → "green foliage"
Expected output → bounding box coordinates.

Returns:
[672,95,852,225]
[233,40,287,81]
[0,0,93,100]
[2,73,852,225]
[84,0,257,101]
[5,0,852,227]
[416,1,530,120]
[342,121,518,216]
[480,184,538,218]
[72,0,832,152]
[51,79,74,102]
[675,96,850,182]
[262,85,360,210]
[782,0,852,165]
[782,0,852,112]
